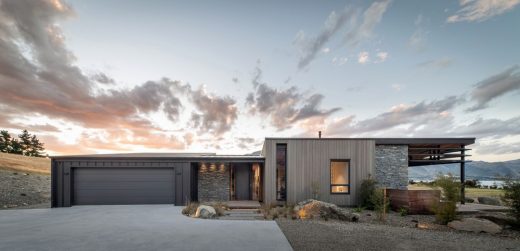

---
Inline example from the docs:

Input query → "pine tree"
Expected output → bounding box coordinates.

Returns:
[0,130,10,153]
[29,134,45,157]
[18,130,32,156]
[10,139,23,154]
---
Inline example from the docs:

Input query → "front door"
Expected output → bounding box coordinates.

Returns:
[235,166,250,200]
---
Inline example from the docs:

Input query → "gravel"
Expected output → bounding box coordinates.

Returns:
[0,169,51,209]
[277,217,520,251]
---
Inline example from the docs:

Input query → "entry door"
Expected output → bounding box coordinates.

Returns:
[235,166,250,200]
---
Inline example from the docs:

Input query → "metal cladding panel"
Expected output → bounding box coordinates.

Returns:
[73,167,175,205]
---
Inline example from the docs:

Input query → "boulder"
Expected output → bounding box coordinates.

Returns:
[194,205,216,219]
[294,199,359,222]
[477,197,501,206]
[448,218,502,234]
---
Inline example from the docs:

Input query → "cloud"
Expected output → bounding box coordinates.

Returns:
[447,0,520,23]
[190,87,238,136]
[391,84,403,91]
[246,66,341,130]
[467,65,520,111]
[295,7,355,70]
[323,96,463,136]
[375,52,388,63]
[475,141,520,155]
[91,72,115,85]
[332,56,348,66]
[408,14,428,51]
[295,0,391,69]
[344,0,392,47]
[358,51,369,64]
[0,0,238,153]
[416,58,453,69]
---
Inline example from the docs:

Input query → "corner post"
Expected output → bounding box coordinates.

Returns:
[460,144,465,204]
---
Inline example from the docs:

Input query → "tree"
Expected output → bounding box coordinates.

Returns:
[18,130,32,155]
[10,139,23,154]
[0,130,11,153]
[28,135,45,157]
[501,178,520,226]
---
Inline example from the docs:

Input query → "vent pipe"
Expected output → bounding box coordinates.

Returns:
[318,131,322,138]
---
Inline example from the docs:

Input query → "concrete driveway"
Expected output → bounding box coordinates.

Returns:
[0,205,293,251]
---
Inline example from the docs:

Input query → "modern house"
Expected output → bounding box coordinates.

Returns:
[51,137,475,207]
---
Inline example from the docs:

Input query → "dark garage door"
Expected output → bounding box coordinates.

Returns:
[73,168,175,205]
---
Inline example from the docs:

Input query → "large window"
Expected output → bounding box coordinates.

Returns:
[330,160,350,194]
[276,144,287,201]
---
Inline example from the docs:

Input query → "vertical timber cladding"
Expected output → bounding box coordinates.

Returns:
[263,139,375,206]
[51,159,191,207]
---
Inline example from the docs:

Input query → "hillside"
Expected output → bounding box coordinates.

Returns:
[0,153,51,209]
[0,152,50,175]
[409,159,520,180]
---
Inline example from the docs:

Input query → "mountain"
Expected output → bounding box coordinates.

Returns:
[409,159,520,181]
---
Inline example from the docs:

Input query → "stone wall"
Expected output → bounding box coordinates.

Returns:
[374,145,408,189]
[198,164,230,202]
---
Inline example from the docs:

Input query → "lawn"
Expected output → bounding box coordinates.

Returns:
[408,184,504,199]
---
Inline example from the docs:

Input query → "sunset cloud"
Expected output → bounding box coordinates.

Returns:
[447,0,520,23]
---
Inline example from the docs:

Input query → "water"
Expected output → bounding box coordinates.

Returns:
[413,179,505,188]
[479,180,504,188]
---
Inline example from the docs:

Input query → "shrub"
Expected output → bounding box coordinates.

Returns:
[501,178,520,226]
[433,174,460,224]
[182,201,199,216]
[435,202,457,224]
[464,179,479,188]
[353,206,364,213]
[360,177,377,209]
[399,207,408,217]
[370,188,389,221]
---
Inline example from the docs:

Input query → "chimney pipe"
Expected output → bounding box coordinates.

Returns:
[318,131,322,138]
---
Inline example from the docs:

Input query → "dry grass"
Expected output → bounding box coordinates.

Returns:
[409,184,505,199]
[0,152,50,175]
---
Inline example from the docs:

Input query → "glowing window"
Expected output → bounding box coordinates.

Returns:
[330,160,350,194]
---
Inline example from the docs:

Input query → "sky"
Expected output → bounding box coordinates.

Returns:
[0,0,519,161]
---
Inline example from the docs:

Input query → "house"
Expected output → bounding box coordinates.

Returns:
[51,137,475,207]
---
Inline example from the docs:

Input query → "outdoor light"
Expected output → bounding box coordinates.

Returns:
[219,163,226,172]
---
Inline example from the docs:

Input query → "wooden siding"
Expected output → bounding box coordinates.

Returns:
[262,139,375,206]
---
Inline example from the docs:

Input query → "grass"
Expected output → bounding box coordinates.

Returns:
[409,184,504,199]
[0,152,50,175]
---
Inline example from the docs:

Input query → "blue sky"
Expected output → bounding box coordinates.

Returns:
[0,0,519,161]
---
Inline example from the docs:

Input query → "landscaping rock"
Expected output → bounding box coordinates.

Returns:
[477,197,501,206]
[194,205,216,219]
[448,218,502,234]
[294,199,359,222]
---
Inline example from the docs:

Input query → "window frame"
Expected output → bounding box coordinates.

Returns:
[330,159,351,195]
[276,143,287,201]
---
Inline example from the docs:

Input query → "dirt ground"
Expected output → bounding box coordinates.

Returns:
[277,215,520,251]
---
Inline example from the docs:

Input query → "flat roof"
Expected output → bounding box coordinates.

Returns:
[51,152,265,162]
[264,137,476,145]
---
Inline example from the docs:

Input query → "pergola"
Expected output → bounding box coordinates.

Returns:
[376,138,476,204]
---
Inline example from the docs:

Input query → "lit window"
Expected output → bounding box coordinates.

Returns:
[330,160,350,194]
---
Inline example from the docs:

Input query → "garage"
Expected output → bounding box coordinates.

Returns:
[73,168,175,205]
[52,155,192,207]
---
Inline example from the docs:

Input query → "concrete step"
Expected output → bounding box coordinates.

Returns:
[225,209,261,214]
[221,209,265,220]
[219,216,265,220]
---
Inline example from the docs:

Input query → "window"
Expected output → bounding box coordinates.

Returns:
[330,160,350,194]
[276,144,287,201]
